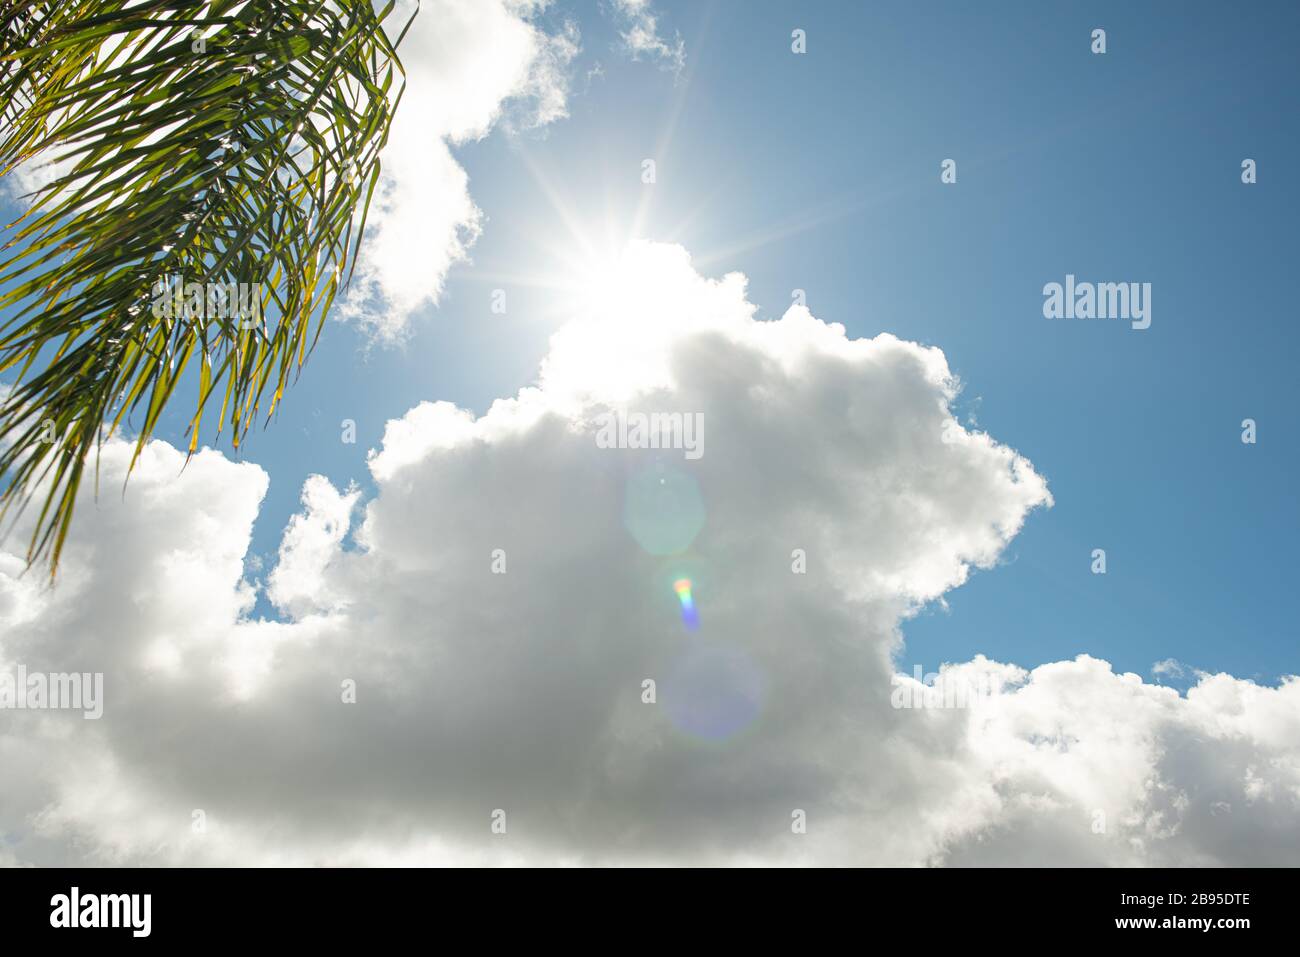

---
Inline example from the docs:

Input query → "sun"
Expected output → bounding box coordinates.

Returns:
[447,130,686,332]
[561,246,641,323]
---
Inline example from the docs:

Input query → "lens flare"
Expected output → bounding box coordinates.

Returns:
[662,641,766,742]
[673,577,699,631]
[622,465,706,556]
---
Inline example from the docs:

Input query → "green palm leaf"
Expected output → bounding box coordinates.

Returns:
[0,0,412,574]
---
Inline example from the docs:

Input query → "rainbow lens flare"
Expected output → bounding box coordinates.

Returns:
[673,578,699,631]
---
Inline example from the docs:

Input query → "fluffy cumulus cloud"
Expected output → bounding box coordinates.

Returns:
[339,0,581,340]
[2,241,1298,866]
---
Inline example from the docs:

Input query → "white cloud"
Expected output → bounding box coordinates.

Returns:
[608,0,685,75]
[1,241,1296,866]
[1153,657,1190,682]
[337,0,580,340]
[267,476,361,620]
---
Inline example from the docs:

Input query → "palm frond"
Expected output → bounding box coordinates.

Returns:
[0,0,412,574]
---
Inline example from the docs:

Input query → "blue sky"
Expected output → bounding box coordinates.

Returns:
[6,0,1300,870]
[6,0,1297,682]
